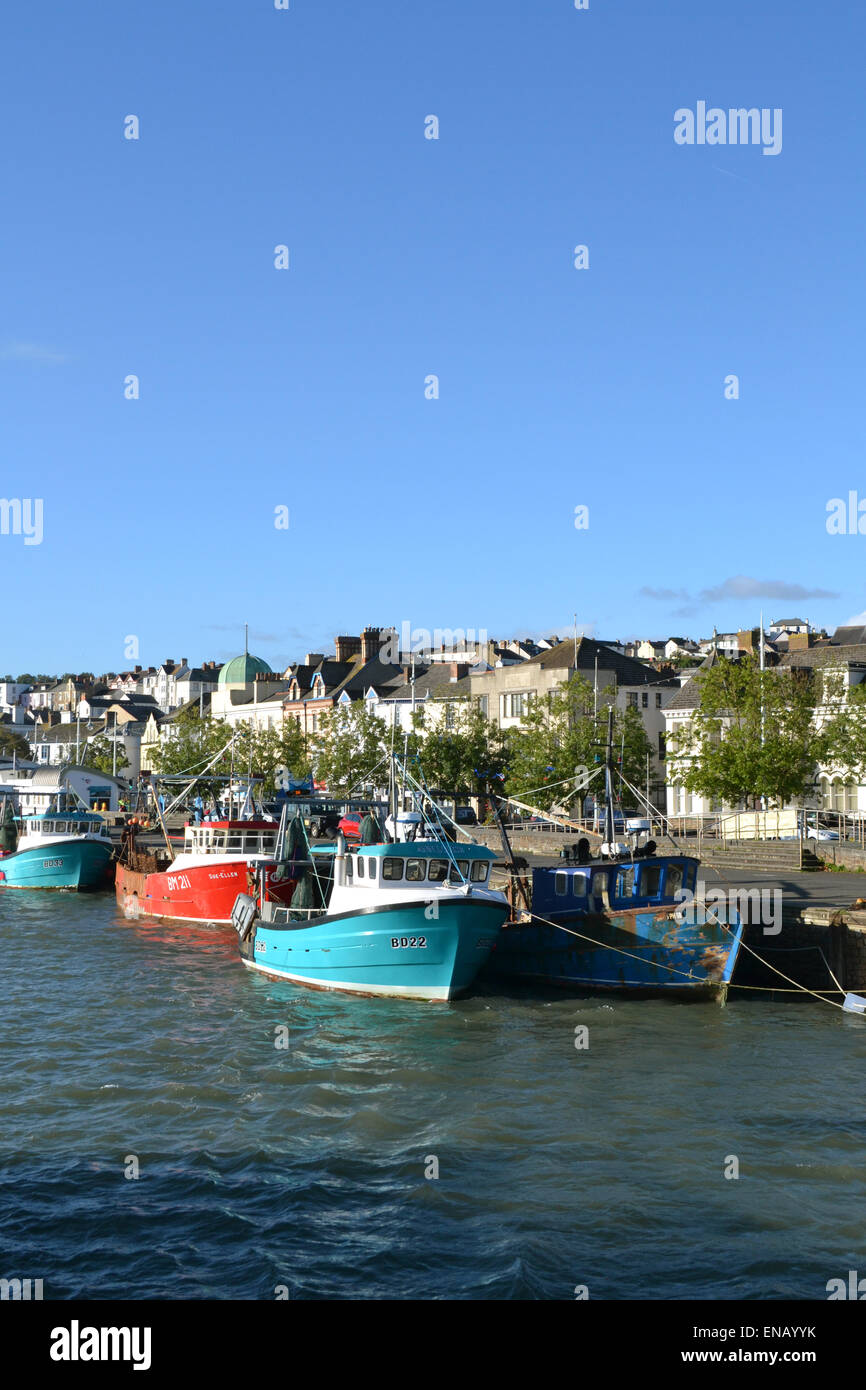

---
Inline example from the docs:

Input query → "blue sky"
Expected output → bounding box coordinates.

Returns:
[1,0,864,674]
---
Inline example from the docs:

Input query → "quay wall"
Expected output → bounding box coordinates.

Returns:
[815,844,866,872]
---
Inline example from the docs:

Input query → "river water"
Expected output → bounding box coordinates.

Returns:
[2,890,865,1301]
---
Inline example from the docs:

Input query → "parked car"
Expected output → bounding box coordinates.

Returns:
[780,814,841,842]
[338,812,364,843]
[807,824,840,842]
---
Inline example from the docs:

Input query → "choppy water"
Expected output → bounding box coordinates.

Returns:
[2,890,865,1300]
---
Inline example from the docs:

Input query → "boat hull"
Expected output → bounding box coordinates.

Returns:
[483,906,743,1000]
[0,839,114,891]
[116,859,293,925]
[239,897,508,1000]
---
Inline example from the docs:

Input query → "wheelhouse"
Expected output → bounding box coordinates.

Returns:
[183,820,280,857]
[532,857,699,915]
[19,812,110,839]
[351,842,496,887]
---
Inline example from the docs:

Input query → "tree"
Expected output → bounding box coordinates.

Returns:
[502,675,654,812]
[666,656,823,808]
[312,703,389,795]
[234,720,310,796]
[148,706,237,791]
[0,728,32,760]
[810,664,866,793]
[81,734,129,775]
[414,701,510,803]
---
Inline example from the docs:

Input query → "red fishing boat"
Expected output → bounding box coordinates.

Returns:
[115,819,296,925]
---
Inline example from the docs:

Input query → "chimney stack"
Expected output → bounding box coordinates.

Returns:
[334,636,361,663]
[360,627,381,663]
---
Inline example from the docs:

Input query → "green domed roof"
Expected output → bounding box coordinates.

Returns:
[218,653,273,685]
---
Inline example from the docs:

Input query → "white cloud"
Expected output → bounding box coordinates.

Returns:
[1,341,68,365]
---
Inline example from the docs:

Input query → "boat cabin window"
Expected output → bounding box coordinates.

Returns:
[428,859,448,882]
[555,871,568,897]
[382,857,403,881]
[573,874,587,897]
[356,856,365,879]
[406,858,426,882]
[616,866,635,899]
[345,855,353,878]
[590,869,609,910]
[640,864,661,897]
[666,862,684,896]
[448,860,470,884]
[367,858,377,881]
[470,861,489,883]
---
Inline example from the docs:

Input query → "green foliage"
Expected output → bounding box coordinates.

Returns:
[0,727,32,759]
[311,703,388,795]
[233,720,309,795]
[820,669,866,783]
[666,656,824,807]
[503,675,654,811]
[80,734,130,774]
[150,705,310,796]
[413,701,509,801]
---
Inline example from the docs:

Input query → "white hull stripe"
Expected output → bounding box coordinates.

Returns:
[241,956,452,1000]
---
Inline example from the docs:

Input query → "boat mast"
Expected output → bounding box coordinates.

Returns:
[603,705,616,852]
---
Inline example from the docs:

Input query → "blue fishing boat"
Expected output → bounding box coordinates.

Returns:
[0,806,114,891]
[483,853,743,1001]
[234,838,508,1001]
[481,708,743,1001]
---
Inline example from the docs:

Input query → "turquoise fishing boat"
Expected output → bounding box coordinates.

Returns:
[234,838,508,1001]
[0,807,114,891]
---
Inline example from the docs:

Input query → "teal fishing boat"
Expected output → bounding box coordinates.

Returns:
[234,837,508,1001]
[0,806,114,891]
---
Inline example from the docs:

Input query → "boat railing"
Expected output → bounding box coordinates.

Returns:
[263,905,325,924]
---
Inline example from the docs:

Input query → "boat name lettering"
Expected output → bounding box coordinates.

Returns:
[42,859,63,868]
[166,873,192,891]
[255,940,266,954]
[391,936,427,949]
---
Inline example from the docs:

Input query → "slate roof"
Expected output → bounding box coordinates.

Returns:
[379,664,474,700]
[522,638,675,687]
[779,644,866,669]
[832,626,866,647]
[662,650,724,710]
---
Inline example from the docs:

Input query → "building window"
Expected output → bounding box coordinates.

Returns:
[658,732,666,759]
[655,693,662,708]
[502,692,532,719]
[627,692,638,709]
[641,692,648,708]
